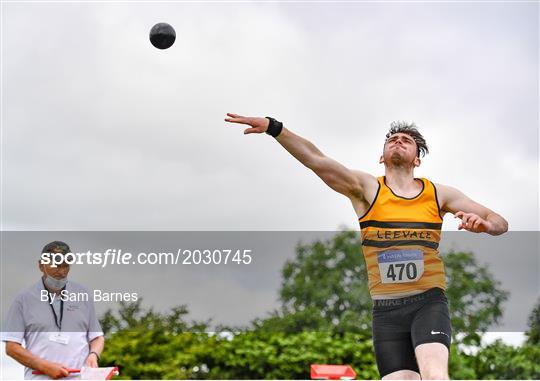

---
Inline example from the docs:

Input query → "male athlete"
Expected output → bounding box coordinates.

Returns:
[224,113,508,380]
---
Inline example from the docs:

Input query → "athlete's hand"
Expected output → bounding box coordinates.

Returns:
[454,211,492,233]
[224,113,270,134]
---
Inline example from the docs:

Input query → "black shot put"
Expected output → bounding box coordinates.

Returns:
[149,23,176,50]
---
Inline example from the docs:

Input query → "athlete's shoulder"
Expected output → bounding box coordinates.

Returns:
[353,171,380,199]
[429,182,471,212]
[419,177,437,185]
[430,182,462,196]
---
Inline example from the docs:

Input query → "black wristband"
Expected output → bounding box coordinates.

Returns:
[89,351,100,361]
[265,117,283,138]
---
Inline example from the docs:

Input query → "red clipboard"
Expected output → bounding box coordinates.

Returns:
[310,364,356,380]
[32,368,80,375]
[32,367,119,380]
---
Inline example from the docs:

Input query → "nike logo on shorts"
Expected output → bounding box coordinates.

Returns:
[431,330,450,338]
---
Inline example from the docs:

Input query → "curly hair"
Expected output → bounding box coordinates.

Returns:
[385,121,429,158]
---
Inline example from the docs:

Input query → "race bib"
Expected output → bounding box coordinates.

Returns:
[377,249,424,283]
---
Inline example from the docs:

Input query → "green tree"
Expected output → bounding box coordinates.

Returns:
[101,301,539,380]
[100,300,215,379]
[443,251,508,345]
[100,301,380,379]
[525,298,540,345]
[448,344,478,380]
[207,331,378,379]
[450,340,540,379]
[254,230,371,334]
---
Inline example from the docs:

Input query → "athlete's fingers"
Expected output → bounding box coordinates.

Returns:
[225,113,252,125]
[466,218,477,231]
[225,117,247,124]
[472,217,483,230]
[243,127,259,134]
[476,218,490,232]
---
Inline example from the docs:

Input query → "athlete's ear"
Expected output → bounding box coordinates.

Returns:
[379,155,384,164]
[414,157,421,167]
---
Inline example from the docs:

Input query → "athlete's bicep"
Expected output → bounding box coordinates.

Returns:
[310,156,374,199]
[437,184,494,218]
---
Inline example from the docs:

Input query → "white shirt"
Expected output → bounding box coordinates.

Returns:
[1,280,103,379]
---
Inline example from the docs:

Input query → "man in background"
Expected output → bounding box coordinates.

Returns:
[2,241,104,379]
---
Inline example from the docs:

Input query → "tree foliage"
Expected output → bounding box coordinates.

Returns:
[205,331,378,380]
[100,301,379,379]
[99,300,216,379]
[442,251,509,345]
[100,301,540,380]
[253,231,371,334]
[525,298,540,345]
[449,341,540,379]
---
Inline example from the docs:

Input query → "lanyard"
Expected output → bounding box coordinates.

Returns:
[42,279,64,331]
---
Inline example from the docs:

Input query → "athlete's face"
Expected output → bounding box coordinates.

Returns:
[380,133,420,167]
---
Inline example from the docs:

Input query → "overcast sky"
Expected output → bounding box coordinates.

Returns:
[1,1,538,231]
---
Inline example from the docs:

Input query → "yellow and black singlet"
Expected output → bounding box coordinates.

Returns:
[359,176,445,299]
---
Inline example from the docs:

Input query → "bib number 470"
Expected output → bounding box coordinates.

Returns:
[386,262,418,282]
[377,249,424,284]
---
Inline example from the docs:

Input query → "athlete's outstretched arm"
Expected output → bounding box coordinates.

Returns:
[224,113,374,200]
[435,184,508,235]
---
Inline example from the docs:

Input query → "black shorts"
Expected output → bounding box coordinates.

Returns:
[371,287,452,378]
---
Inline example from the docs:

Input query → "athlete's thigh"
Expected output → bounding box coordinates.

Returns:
[373,337,420,379]
[411,298,451,379]
[415,342,449,379]
[372,307,419,378]
[411,297,452,349]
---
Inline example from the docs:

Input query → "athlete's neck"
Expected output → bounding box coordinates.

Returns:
[384,168,420,193]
